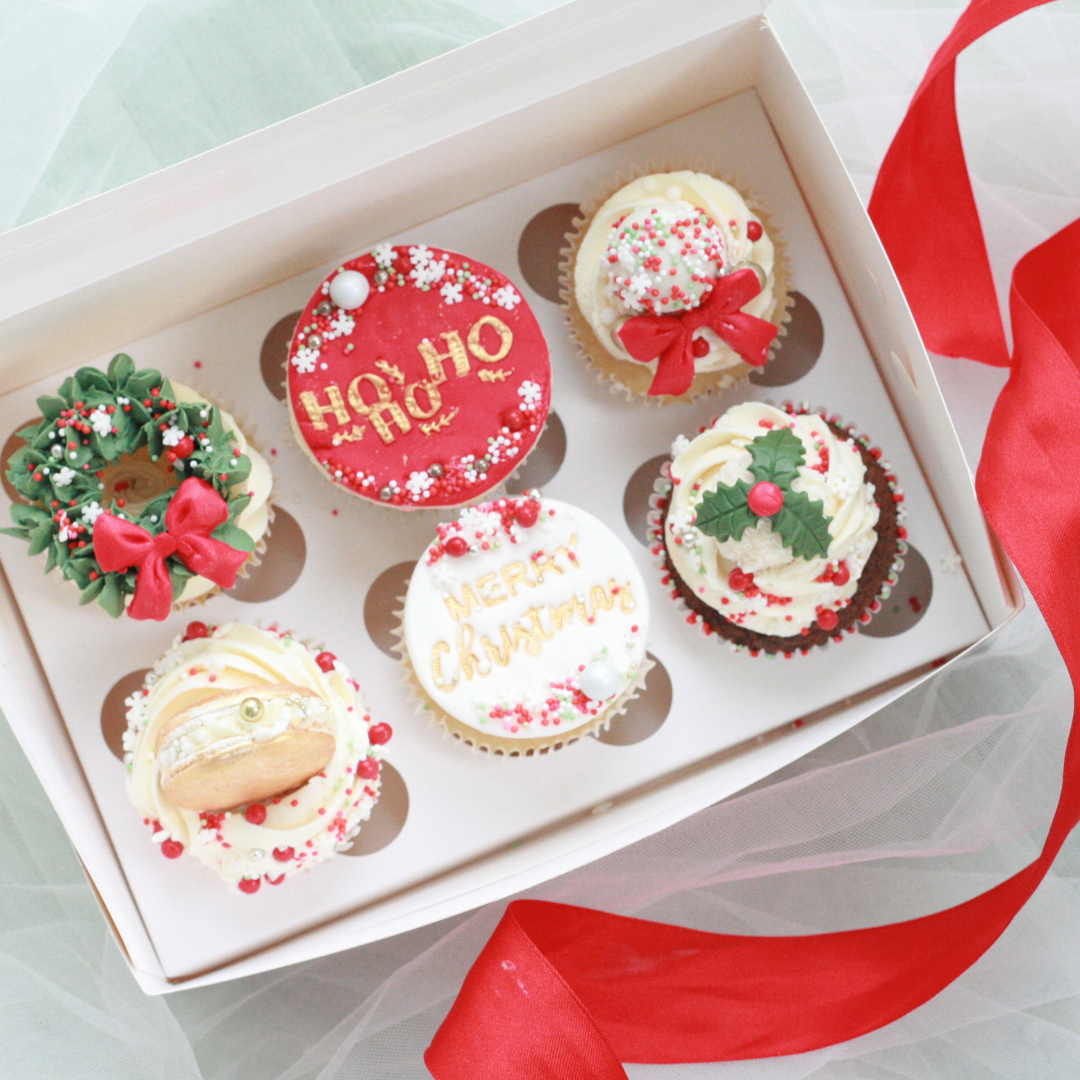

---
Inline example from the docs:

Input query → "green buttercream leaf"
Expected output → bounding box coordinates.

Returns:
[0,527,29,540]
[75,368,112,394]
[11,504,50,527]
[747,427,805,489]
[211,521,256,554]
[79,576,106,604]
[27,523,54,556]
[694,479,756,543]
[97,576,125,618]
[107,354,135,384]
[36,396,66,422]
[773,489,832,560]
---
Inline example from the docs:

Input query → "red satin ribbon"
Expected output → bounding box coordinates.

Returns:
[426,2,1080,1077]
[617,267,778,396]
[93,476,247,621]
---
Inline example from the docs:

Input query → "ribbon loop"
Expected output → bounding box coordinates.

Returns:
[92,476,248,621]
[617,267,779,396]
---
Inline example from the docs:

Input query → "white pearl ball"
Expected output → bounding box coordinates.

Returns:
[579,660,621,701]
[329,269,370,310]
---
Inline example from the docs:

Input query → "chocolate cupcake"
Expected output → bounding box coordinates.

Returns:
[652,402,903,654]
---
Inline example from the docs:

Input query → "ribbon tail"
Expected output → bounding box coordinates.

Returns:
[616,316,698,396]
[126,551,174,621]
[715,309,779,368]
[646,334,698,397]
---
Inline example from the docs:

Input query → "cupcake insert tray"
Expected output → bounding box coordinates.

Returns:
[0,0,1014,992]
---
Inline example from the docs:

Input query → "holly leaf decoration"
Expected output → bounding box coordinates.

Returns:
[747,427,804,489]
[694,478,757,543]
[772,488,832,560]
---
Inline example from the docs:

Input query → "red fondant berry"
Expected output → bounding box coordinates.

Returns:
[368,722,393,745]
[817,609,839,631]
[315,651,337,673]
[691,336,710,358]
[747,481,784,517]
[183,621,209,642]
[728,568,754,592]
[746,220,763,242]
[272,846,295,863]
[501,407,527,432]
[444,535,469,558]
[356,757,380,780]
[514,500,540,528]
[265,874,285,886]
[832,561,851,586]
[238,877,261,894]
[244,803,267,825]
[161,839,184,859]
[175,435,195,458]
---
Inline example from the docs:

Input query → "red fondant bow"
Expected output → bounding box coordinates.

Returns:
[93,476,248,621]
[616,267,779,396]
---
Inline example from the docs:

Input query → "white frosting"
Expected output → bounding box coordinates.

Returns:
[666,403,880,637]
[575,171,777,375]
[404,497,649,741]
[124,623,379,890]
[170,383,273,605]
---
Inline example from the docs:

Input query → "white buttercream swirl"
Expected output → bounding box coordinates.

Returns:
[666,403,880,637]
[575,171,777,375]
[124,623,379,890]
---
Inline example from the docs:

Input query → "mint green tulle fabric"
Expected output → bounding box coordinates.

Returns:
[3,2,1080,1077]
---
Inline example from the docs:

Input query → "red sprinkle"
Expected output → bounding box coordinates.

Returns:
[368,722,393,745]
[238,878,261,894]
[161,839,184,859]
[316,651,337,673]
[273,847,295,862]
[445,535,469,558]
[244,804,267,825]
[356,757,380,780]
[746,220,763,242]
[265,874,285,885]
[728,568,754,592]
[691,337,710,358]
[515,500,540,528]
[501,407,527,432]
[832,561,851,587]
[817,609,839,631]
[183,621,209,642]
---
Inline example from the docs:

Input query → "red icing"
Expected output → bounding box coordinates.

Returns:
[287,246,551,508]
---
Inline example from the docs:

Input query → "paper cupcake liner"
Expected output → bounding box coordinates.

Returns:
[390,600,654,756]
[647,402,906,656]
[560,162,793,405]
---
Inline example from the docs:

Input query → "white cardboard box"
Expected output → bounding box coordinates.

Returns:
[0,0,1019,993]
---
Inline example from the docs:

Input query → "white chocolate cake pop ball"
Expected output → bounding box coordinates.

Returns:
[329,269,370,310]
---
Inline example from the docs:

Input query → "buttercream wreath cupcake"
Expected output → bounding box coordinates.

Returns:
[287,244,551,508]
[1,354,272,619]
[123,621,392,892]
[565,170,788,401]
[400,493,650,753]
[653,402,903,654]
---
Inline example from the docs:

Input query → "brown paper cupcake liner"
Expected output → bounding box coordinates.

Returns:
[647,403,906,656]
[391,600,654,756]
[560,162,793,405]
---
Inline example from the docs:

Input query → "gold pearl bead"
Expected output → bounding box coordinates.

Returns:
[240,697,264,722]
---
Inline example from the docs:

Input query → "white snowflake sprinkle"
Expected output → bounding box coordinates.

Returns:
[405,470,435,499]
[89,408,112,437]
[292,347,318,374]
[81,501,104,527]
[671,435,691,459]
[324,311,355,340]
[492,285,521,310]
[408,245,433,268]
[161,425,185,447]
[518,380,543,408]
[373,242,395,268]
[440,281,463,305]
[53,466,77,487]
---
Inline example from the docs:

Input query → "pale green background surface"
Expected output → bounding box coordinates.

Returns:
[2,2,1080,1077]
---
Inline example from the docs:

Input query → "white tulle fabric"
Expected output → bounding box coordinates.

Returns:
[3,1,1080,1077]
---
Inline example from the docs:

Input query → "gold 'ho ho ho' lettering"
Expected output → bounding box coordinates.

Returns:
[300,315,515,446]
[429,577,638,690]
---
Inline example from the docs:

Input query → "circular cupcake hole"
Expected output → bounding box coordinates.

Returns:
[231,507,306,603]
[505,411,566,495]
[260,311,301,401]
[859,543,932,637]
[748,292,823,387]
[594,653,672,746]
[517,203,581,303]
[623,454,669,546]
[101,669,150,761]
[364,561,416,656]
[1,418,41,505]
[341,761,408,855]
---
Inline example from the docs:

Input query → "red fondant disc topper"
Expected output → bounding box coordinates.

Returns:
[287,244,552,509]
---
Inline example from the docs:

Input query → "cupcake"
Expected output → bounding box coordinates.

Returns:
[1,354,272,620]
[654,402,902,653]
[565,170,787,401]
[286,244,551,508]
[400,493,650,753]
[123,621,391,892]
